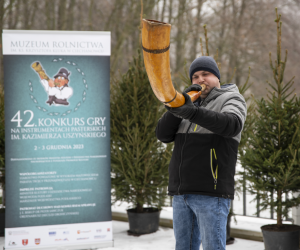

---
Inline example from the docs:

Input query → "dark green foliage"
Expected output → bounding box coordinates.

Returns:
[110,50,172,213]
[240,9,300,226]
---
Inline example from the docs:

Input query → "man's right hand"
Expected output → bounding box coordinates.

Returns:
[183,84,202,94]
[48,79,55,87]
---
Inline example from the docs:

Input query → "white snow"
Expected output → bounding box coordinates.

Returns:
[109,201,296,250]
[0,222,265,250]
[231,215,291,232]
[104,220,265,250]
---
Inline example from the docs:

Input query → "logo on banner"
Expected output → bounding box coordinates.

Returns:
[63,238,69,241]
[107,228,110,232]
[8,241,17,246]
[22,239,28,246]
[8,230,29,236]
[35,238,40,245]
[96,229,102,233]
[77,237,89,240]
[94,235,106,239]
[77,230,91,234]
[49,231,56,236]
[29,58,90,117]
[31,62,73,107]
[63,231,69,234]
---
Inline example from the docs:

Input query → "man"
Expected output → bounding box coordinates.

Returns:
[156,56,247,250]
[40,68,73,106]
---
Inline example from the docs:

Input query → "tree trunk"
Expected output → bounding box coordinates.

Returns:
[57,0,67,30]
[8,0,14,29]
[22,0,30,29]
[277,189,282,226]
[45,0,54,30]
[217,0,228,61]
[160,0,166,22]
[0,0,4,86]
[189,0,204,62]
[175,0,186,73]
[28,0,38,30]
[12,0,21,29]
[67,0,76,30]
[136,204,143,213]
[88,0,94,31]
[168,0,173,24]
[226,0,246,85]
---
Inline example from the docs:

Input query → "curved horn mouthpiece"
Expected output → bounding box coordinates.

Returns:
[142,19,205,107]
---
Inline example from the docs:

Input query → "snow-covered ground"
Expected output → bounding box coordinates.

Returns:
[0,220,265,250]
[0,220,262,250]
[108,220,265,250]
[109,200,294,250]
[104,220,265,250]
[112,202,291,232]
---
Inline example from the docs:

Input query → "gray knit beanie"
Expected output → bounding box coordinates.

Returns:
[189,56,220,81]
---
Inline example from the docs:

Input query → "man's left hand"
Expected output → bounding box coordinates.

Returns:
[165,92,197,120]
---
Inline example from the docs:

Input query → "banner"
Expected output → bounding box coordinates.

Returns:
[3,30,112,249]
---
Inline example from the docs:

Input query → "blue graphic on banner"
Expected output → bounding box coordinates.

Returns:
[4,55,111,228]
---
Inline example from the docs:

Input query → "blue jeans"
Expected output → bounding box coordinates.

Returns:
[173,194,230,250]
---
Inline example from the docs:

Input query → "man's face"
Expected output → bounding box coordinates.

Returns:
[191,70,220,98]
[54,76,69,87]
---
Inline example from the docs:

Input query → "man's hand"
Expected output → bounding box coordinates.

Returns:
[183,84,202,94]
[165,92,198,120]
[48,79,55,87]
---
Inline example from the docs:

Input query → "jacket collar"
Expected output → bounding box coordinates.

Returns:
[200,83,238,106]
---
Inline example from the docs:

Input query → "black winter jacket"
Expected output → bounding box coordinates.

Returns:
[156,84,247,199]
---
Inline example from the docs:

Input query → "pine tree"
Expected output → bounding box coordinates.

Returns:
[240,9,300,227]
[110,50,172,213]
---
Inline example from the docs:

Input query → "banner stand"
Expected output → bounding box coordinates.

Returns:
[3,240,114,250]
[2,30,112,249]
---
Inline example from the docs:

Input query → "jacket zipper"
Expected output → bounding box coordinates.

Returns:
[177,89,215,195]
[210,148,218,190]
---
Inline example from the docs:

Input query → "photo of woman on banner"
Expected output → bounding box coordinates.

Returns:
[40,67,73,106]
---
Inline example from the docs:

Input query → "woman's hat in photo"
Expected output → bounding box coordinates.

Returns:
[54,68,70,80]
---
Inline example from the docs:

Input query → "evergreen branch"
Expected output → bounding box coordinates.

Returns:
[238,67,252,101]
[291,120,300,145]
[279,50,287,84]
[267,82,277,92]
[275,8,281,68]
[269,52,274,72]
[272,67,278,87]
[281,84,295,100]
[281,77,295,92]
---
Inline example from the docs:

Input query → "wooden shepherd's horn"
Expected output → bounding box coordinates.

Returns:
[142,19,206,107]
